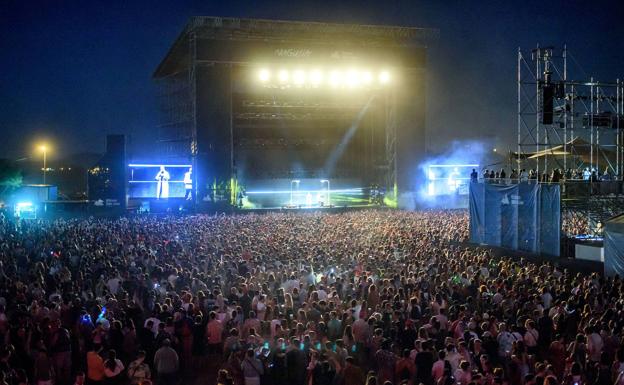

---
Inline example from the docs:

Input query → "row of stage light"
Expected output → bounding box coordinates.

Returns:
[256,68,392,88]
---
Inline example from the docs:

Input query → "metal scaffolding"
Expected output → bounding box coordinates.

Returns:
[517,45,623,179]
[155,69,193,158]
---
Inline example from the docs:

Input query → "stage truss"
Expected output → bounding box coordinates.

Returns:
[517,45,624,177]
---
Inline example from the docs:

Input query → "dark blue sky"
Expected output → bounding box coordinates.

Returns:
[1,0,623,162]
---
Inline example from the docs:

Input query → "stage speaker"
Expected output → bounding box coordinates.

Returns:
[106,135,126,199]
[542,84,554,125]
[88,135,127,210]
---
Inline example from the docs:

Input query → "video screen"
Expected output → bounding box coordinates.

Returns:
[427,164,478,196]
[128,164,192,199]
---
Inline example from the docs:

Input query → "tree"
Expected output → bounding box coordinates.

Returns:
[0,159,23,197]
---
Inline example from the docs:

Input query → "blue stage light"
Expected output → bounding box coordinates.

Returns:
[128,164,192,168]
[425,164,479,197]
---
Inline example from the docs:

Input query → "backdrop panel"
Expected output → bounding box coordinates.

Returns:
[469,183,560,256]
[604,214,624,277]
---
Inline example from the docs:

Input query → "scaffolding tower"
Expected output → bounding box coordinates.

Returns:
[517,45,623,178]
[155,69,193,158]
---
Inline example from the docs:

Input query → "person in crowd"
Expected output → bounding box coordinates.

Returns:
[241,348,263,385]
[73,371,86,385]
[103,350,124,385]
[206,311,224,355]
[33,349,54,385]
[153,339,178,385]
[87,344,106,385]
[127,350,151,385]
[470,169,478,182]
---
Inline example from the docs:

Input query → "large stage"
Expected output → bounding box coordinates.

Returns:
[152,17,434,209]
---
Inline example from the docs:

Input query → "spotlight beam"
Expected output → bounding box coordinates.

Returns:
[323,95,375,176]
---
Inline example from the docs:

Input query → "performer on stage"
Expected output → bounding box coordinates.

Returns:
[183,167,193,200]
[155,166,170,199]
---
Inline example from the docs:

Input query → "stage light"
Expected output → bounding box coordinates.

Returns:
[278,70,289,83]
[329,70,343,87]
[293,70,306,86]
[362,71,373,85]
[309,70,323,86]
[258,69,270,82]
[379,70,391,84]
[346,69,360,87]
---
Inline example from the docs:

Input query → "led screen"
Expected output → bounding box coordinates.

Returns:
[426,164,478,196]
[128,164,192,199]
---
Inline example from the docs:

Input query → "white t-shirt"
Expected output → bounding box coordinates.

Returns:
[588,333,604,362]
[107,278,121,295]
[104,359,125,378]
[541,292,553,309]
[145,317,161,335]
[270,319,281,338]
[455,369,472,385]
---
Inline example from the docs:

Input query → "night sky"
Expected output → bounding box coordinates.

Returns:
[1,0,623,163]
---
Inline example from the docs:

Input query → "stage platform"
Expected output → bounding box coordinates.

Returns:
[235,203,384,213]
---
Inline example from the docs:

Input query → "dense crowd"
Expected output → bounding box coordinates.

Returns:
[561,212,592,238]
[0,210,622,385]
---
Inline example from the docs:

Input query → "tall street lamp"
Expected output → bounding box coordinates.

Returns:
[39,145,47,184]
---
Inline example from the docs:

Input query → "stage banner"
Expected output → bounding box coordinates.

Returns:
[517,182,538,253]
[469,182,560,256]
[604,215,624,277]
[469,182,485,244]
[539,184,561,256]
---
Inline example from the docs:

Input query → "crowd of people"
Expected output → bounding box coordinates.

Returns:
[472,168,616,184]
[561,212,593,238]
[0,209,622,385]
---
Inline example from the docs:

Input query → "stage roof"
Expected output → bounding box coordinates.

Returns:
[513,137,615,163]
[154,16,438,78]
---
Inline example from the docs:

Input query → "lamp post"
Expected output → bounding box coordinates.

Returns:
[39,145,47,185]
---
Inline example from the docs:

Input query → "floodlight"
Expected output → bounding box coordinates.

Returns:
[309,70,323,86]
[361,71,373,85]
[329,70,343,87]
[346,69,360,87]
[379,70,391,84]
[293,70,306,85]
[278,70,289,83]
[258,69,270,82]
